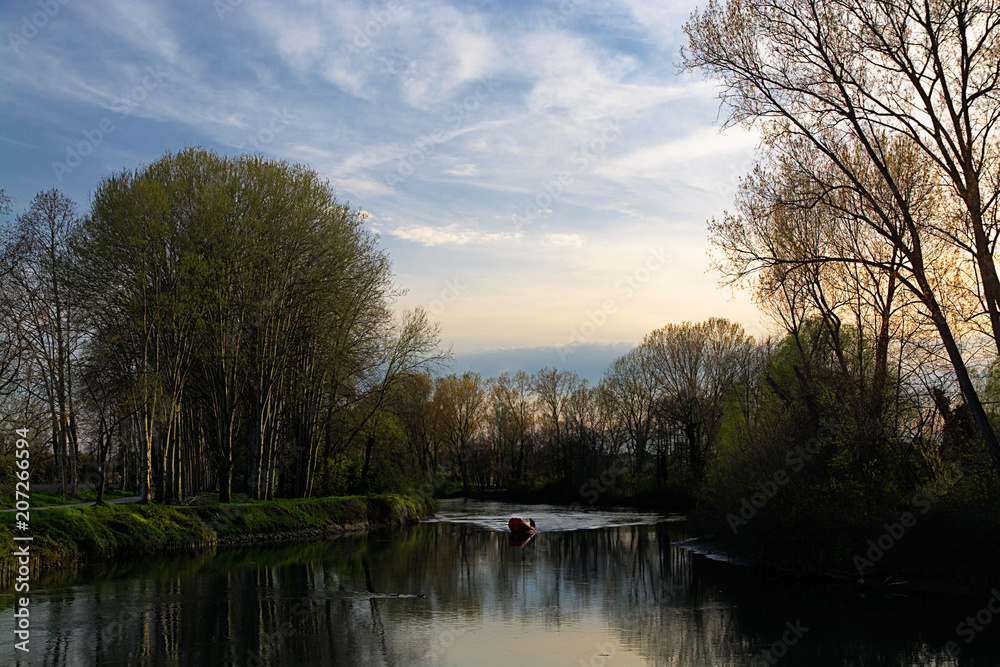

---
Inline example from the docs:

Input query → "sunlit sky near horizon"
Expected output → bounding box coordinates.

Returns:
[0,0,765,380]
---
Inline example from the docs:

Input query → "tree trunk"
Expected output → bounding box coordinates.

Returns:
[929,300,1000,472]
[51,410,65,495]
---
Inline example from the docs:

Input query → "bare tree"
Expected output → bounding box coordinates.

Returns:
[8,189,82,495]
[486,371,536,487]
[0,189,25,421]
[435,372,486,491]
[643,318,755,480]
[602,345,661,470]
[684,0,1000,472]
[533,368,580,484]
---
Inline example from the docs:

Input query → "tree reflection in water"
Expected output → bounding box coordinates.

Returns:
[4,505,999,666]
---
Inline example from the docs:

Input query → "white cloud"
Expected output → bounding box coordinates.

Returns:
[542,233,586,247]
[389,224,521,246]
[246,0,499,107]
[514,32,702,125]
[594,126,760,183]
[445,163,479,177]
[329,176,394,198]
[83,0,184,67]
[0,0,768,364]
[615,1,694,46]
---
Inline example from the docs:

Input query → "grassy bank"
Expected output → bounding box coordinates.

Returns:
[0,494,434,574]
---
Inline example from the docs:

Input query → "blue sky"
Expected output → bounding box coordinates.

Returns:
[1,0,763,381]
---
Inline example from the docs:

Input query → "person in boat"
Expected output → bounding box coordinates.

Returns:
[529,518,535,529]
[508,517,535,532]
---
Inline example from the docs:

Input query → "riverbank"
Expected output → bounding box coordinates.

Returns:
[0,493,434,577]
[688,499,1000,596]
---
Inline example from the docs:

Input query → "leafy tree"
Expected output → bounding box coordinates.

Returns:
[532,368,582,485]
[69,148,439,502]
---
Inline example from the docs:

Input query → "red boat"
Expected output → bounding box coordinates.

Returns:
[508,517,536,533]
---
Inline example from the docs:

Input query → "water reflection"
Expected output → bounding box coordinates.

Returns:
[2,501,999,666]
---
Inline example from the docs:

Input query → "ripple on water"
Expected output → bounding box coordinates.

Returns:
[424,498,685,533]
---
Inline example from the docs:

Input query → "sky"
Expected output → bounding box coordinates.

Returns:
[0,0,764,382]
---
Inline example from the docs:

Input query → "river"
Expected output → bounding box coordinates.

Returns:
[2,498,999,665]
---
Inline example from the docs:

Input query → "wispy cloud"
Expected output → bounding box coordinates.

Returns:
[594,126,760,183]
[445,163,479,177]
[389,224,521,246]
[542,233,586,247]
[0,0,766,363]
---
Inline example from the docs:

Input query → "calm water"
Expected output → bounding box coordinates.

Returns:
[3,498,1000,666]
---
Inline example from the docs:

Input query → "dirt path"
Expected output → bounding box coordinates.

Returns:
[1,495,141,512]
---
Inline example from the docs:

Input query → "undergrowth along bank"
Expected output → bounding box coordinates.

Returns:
[0,494,434,575]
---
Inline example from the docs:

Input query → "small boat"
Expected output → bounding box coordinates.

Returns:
[508,517,536,533]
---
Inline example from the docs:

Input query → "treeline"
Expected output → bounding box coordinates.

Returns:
[0,149,442,504]
[389,317,756,501]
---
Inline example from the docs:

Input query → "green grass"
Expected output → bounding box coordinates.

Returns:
[189,494,434,538]
[0,493,435,573]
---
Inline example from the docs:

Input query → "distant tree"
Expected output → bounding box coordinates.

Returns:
[532,368,580,484]
[349,308,445,494]
[434,372,485,491]
[602,345,660,470]
[395,373,444,483]
[563,379,607,484]
[644,318,754,481]
[486,371,536,487]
